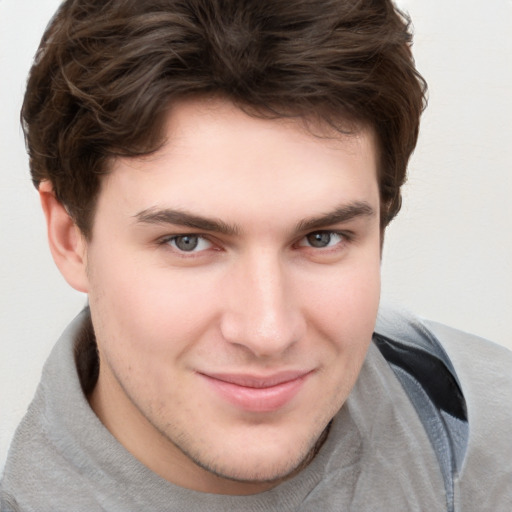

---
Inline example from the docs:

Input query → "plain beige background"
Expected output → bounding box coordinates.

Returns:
[1,0,511,472]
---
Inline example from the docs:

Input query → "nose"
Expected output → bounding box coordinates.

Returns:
[220,251,305,358]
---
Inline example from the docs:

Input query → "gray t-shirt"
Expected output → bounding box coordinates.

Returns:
[1,308,511,511]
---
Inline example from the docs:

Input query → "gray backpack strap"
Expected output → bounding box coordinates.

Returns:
[374,308,469,512]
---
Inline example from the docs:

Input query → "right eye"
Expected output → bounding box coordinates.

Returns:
[162,235,213,253]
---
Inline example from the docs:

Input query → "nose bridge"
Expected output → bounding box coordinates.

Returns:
[221,248,302,356]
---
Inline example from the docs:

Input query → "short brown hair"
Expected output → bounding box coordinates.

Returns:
[22,0,427,237]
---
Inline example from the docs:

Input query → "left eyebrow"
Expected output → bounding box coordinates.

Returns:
[295,201,376,232]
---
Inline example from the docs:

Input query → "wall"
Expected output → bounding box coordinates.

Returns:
[1,0,511,472]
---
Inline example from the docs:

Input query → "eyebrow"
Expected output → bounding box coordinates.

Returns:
[134,207,241,236]
[134,201,375,236]
[295,202,375,232]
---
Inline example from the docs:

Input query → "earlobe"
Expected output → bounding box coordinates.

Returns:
[39,181,89,293]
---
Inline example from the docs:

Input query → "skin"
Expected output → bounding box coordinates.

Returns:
[42,97,382,495]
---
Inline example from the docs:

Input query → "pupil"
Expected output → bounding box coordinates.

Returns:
[307,232,331,248]
[176,235,198,251]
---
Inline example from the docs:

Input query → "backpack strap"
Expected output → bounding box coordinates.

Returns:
[374,307,468,512]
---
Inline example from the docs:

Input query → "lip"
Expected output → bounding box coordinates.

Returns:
[198,370,313,413]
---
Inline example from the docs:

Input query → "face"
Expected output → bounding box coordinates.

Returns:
[84,98,381,494]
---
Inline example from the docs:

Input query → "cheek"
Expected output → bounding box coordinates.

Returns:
[306,260,381,340]
[87,252,221,360]
[313,264,380,394]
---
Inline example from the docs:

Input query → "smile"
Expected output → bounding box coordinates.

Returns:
[198,370,314,413]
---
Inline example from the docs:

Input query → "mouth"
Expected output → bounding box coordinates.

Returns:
[198,370,314,413]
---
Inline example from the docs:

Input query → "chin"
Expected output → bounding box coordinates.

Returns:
[184,421,328,488]
[196,452,306,488]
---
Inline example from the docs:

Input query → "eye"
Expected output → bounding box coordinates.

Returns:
[298,231,344,249]
[164,234,212,252]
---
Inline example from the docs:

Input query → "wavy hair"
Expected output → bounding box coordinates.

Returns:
[22,0,427,236]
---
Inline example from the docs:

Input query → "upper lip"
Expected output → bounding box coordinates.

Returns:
[198,370,314,388]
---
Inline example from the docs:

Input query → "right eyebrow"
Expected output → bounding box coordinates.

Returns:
[134,207,241,236]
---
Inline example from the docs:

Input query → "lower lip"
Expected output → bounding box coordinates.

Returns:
[200,374,310,413]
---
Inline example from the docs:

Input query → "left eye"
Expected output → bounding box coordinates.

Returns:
[298,231,344,248]
[165,235,212,252]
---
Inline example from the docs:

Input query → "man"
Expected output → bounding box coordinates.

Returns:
[1,0,511,511]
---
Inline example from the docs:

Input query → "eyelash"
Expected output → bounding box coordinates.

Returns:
[158,230,351,255]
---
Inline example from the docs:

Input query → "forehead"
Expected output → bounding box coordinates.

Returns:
[98,98,379,227]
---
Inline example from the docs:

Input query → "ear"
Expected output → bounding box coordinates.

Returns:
[39,181,89,293]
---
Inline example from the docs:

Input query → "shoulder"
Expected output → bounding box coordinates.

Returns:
[425,319,512,396]
[425,320,512,508]
[376,304,512,509]
[424,319,512,448]
[1,310,106,511]
[376,303,512,407]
